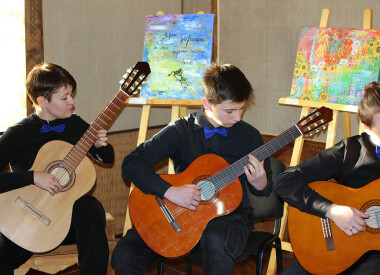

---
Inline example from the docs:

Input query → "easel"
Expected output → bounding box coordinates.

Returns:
[122,11,205,235]
[266,8,372,275]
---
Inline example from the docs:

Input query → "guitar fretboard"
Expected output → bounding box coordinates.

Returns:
[60,90,128,172]
[210,124,302,191]
[57,64,149,173]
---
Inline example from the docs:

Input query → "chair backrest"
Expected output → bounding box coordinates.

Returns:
[245,157,285,227]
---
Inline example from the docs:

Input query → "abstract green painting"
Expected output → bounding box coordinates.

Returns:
[141,14,214,100]
[290,27,380,105]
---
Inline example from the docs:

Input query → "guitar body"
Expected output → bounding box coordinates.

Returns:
[0,140,96,253]
[288,180,380,275]
[129,153,243,258]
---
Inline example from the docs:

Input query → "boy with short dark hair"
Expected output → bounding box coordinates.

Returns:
[111,63,272,274]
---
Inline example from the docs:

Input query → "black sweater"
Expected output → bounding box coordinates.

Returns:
[122,108,272,211]
[274,133,380,217]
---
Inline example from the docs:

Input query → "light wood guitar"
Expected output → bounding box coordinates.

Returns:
[129,106,333,257]
[288,180,380,275]
[0,62,150,253]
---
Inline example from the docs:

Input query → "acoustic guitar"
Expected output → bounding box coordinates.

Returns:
[129,106,333,258]
[288,180,380,275]
[0,61,150,253]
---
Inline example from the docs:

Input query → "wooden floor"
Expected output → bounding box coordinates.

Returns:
[26,250,295,275]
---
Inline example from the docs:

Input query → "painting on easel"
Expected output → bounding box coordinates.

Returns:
[140,14,214,100]
[290,27,380,105]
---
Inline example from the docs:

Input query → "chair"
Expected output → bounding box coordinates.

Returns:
[15,212,117,275]
[157,157,285,275]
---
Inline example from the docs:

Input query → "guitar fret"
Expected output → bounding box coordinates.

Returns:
[86,130,97,139]
[113,96,125,104]
[96,117,107,127]
[80,137,92,148]
[106,108,116,116]
[68,149,83,163]
[96,115,108,127]
[73,143,88,155]
[62,159,76,171]
[82,132,98,143]
[100,112,111,121]
[94,117,107,128]
[59,161,73,172]
[110,101,121,110]
[93,121,103,130]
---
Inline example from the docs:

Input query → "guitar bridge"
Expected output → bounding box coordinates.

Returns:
[155,197,181,233]
[321,218,335,251]
[16,197,51,226]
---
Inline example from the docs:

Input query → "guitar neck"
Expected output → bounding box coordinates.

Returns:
[60,90,128,172]
[210,124,302,190]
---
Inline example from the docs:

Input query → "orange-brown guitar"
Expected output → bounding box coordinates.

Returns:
[0,62,150,253]
[288,180,380,275]
[129,106,333,258]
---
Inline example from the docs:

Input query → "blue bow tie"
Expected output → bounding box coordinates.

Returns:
[204,126,228,139]
[40,123,66,134]
[376,146,380,160]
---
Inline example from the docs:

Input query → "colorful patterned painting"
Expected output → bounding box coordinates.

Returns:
[140,14,214,100]
[290,27,380,105]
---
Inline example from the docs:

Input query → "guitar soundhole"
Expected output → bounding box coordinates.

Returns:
[361,200,380,234]
[46,161,76,192]
[196,180,219,206]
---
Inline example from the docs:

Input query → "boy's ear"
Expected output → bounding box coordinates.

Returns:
[361,122,370,133]
[36,96,47,107]
[202,98,211,110]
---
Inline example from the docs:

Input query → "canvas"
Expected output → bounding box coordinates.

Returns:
[290,27,380,105]
[140,14,214,100]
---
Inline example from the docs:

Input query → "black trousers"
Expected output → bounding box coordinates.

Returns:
[0,195,109,275]
[111,208,253,275]
[281,251,380,275]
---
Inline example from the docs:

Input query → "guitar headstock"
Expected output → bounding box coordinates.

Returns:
[119,61,151,96]
[296,106,333,137]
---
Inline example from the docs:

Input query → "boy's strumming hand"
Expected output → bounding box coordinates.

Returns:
[33,171,63,196]
[326,203,369,236]
[164,184,202,210]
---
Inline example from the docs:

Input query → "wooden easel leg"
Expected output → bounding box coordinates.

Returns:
[123,105,152,235]
[326,110,339,149]
[137,105,152,146]
[266,106,310,274]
